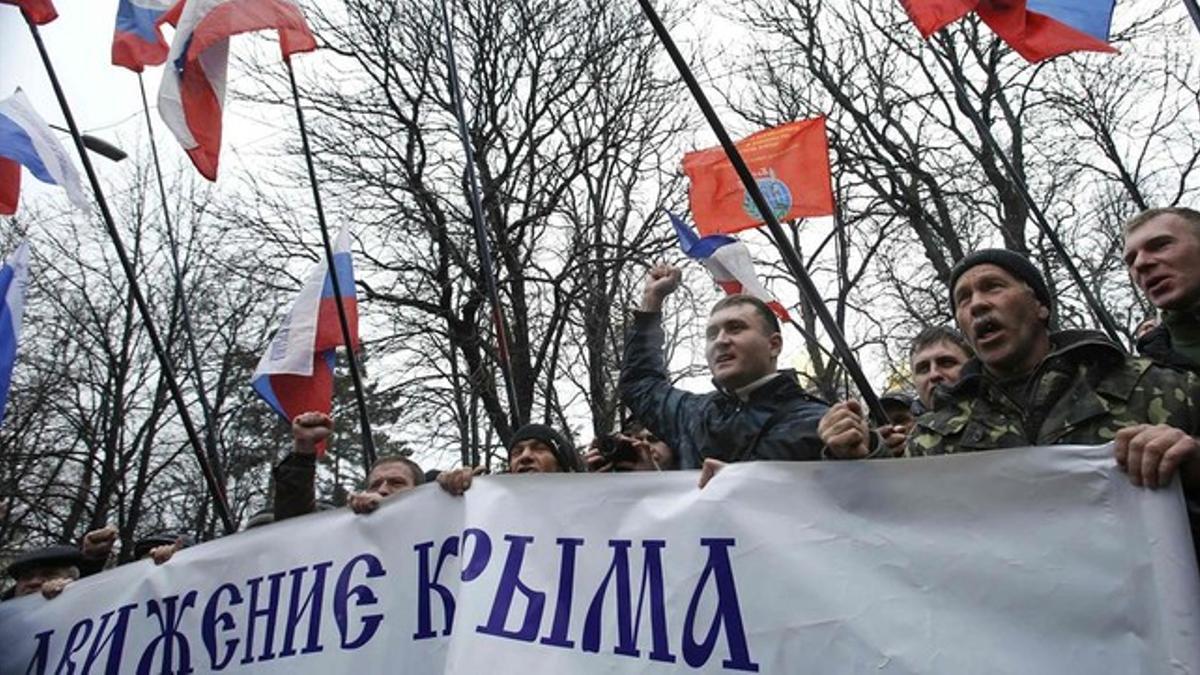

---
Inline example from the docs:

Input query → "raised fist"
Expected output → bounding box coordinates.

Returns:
[640,263,682,312]
[292,412,334,456]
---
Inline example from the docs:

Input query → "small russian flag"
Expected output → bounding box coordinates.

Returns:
[0,242,30,426]
[669,211,792,323]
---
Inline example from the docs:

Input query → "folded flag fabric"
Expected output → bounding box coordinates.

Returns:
[112,0,177,72]
[900,0,1117,63]
[252,226,358,453]
[670,211,792,323]
[0,0,57,24]
[159,0,317,180]
[683,117,835,237]
[0,242,30,425]
[0,89,88,215]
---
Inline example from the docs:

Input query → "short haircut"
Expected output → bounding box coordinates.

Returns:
[710,294,781,336]
[910,325,973,361]
[369,455,425,486]
[1122,207,1200,239]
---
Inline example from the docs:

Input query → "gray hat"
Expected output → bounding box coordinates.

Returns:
[949,249,1053,318]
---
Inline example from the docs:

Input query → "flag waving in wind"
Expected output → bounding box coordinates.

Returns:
[252,226,358,452]
[670,212,792,323]
[0,0,57,24]
[900,0,1117,63]
[159,0,316,180]
[683,118,835,237]
[0,242,30,425]
[112,0,177,72]
[0,89,88,215]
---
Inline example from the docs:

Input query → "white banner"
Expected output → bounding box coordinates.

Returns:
[2,445,1198,674]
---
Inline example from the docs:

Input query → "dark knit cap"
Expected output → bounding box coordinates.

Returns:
[6,545,83,579]
[509,423,582,473]
[949,249,1053,316]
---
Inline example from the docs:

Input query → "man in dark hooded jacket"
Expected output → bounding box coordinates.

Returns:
[619,264,828,470]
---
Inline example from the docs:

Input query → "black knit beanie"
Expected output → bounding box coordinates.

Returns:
[948,249,1053,318]
[509,423,582,473]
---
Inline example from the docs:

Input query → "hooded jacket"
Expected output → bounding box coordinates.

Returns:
[619,311,828,469]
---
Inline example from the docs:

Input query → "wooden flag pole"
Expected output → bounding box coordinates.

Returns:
[25,13,236,534]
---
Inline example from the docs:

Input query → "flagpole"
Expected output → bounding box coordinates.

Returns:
[929,33,1126,349]
[1183,0,1200,36]
[284,58,377,473]
[634,0,888,425]
[438,0,524,432]
[24,14,236,535]
[135,71,228,493]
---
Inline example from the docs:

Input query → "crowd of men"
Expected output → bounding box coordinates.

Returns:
[6,207,1200,602]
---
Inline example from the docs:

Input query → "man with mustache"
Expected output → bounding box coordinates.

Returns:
[619,263,828,471]
[826,249,1200,505]
[1122,207,1200,373]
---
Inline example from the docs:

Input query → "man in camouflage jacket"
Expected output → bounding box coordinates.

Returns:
[824,249,1200,499]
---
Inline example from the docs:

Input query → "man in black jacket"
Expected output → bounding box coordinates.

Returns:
[619,263,828,471]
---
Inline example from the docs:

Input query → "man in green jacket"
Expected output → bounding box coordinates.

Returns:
[825,249,1200,499]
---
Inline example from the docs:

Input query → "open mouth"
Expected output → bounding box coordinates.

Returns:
[1145,275,1171,297]
[514,465,538,474]
[714,353,735,365]
[973,317,1003,344]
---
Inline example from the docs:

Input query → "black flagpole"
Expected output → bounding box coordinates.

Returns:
[438,0,524,432]
[24,14,236,534]
[635,0,888,425]
[284,58,377,473]
[1183,0,1200,36]
[929,33,1126,349]
[135,71,228,493]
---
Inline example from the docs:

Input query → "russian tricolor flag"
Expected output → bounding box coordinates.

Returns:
[900,0,1117,63]
[0,89,88,215]
[252,226,359,452]
[158,0,316,180]
[112,0,177,72]
[669,212,792,323]
[0,242,30,426]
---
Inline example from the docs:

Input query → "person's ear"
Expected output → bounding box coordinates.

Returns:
[1037,303,1050,322]
[769,331,783,358]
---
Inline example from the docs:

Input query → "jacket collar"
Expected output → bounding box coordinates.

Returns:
[934,330,1129,406]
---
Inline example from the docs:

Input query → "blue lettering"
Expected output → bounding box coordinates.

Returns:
[414,530,490,640]
[476,535,545,642]
[682,539,758,672]
[25,630,52,675]
[240,571,286,664]
[333,553,386,650]
[137,591,199,675]
[539,537,583,649]
[201,583,243,670]
[82,604,137,673]
[53,617,92,673]
[279,561,333,658]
